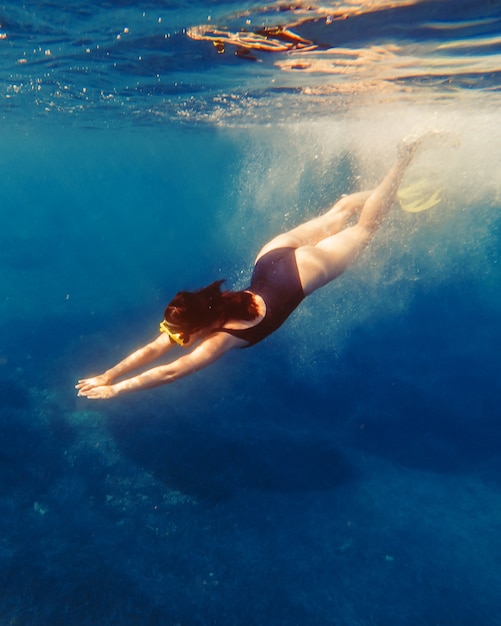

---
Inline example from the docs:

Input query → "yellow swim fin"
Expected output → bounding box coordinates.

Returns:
[398,180,443,213]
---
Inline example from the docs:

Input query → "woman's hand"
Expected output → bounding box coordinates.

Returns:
[76,373,112,395]
[77,384,119,400]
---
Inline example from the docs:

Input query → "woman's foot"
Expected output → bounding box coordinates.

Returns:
[397,134,423,163]
[398,130,458,162]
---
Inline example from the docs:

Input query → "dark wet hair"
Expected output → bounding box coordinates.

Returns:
[163,280,258,343]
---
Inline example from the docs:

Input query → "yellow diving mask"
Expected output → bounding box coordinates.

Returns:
[159,320,185,346]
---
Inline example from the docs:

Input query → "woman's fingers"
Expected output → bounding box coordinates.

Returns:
[80,386,115,399]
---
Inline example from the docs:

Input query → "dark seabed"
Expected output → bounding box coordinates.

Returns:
[1,1,501,624]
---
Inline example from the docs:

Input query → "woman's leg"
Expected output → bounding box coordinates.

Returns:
[255,190,373,261]
[295,140,417,295]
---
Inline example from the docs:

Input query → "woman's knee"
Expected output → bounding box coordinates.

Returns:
[354,218,378,241]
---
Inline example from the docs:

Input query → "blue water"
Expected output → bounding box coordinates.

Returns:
[1,1,501,624]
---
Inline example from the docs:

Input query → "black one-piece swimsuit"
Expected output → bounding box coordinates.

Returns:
[217,247,305,347]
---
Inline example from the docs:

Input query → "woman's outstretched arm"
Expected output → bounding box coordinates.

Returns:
[76,332,174,395]
[76,331,240,399]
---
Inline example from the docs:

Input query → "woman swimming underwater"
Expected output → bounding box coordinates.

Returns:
[77,137,424,399]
